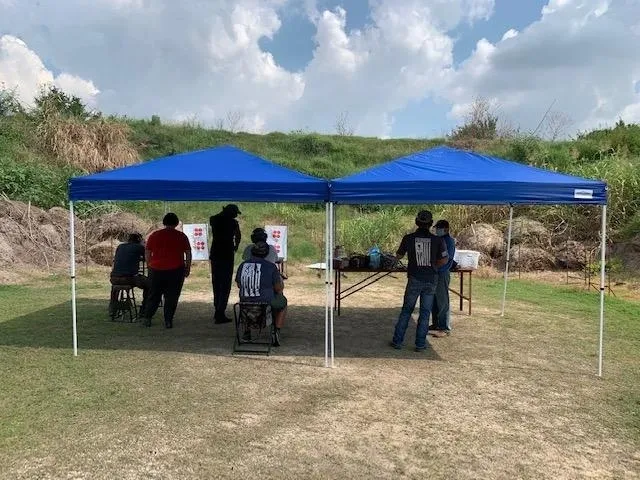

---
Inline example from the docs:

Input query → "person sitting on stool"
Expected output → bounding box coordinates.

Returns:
[109,233,149,315]
[236,241,288,347]
[242,228,278,263]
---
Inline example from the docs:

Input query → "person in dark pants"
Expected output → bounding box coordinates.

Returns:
[209,204,241,324]
[390,210,448,352]
[140,213,192,328]
[109,233,149,315]
[430,219,456,335]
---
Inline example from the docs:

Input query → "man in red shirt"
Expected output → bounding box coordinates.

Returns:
[140,213,192,328]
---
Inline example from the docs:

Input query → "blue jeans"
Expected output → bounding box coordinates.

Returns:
[392,275,438,349]
[434,270,451,331]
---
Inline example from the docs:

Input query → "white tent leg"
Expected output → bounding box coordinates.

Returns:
[500,206,514,316]
[598,205,607,377]
[329,202,335,368]
[69,201,78,356]
[324,202,330,368]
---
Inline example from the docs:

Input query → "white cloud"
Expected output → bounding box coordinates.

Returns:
[444,0,640,136]
[0,0,301,132]
[501,29,518,41]
[0,0,638,138]
[0,35,98,107]
[53,73,100,106]
[282,0,491,135]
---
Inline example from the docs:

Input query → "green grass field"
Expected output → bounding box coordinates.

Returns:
[0,267,638,479]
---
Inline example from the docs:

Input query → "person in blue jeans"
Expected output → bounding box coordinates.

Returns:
[391,210,449,352]
[431,219,456,335]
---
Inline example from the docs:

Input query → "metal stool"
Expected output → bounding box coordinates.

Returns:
[110,285,138,322]
[233,302,272,355]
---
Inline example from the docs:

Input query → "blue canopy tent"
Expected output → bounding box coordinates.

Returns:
[329,146,609,375]
[69,145,329,202]
[67,146,334,365]
[330,146,607,205]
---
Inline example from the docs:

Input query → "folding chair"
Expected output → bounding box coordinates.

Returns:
[233,302,273,355]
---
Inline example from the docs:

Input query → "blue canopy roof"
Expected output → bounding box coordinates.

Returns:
[330,146,607,205]
[69,145,328,203]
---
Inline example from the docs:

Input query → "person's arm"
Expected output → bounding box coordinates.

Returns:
[435,237,448,268]
[444,237,456,270]
[184,249,192,277]
[395,235,408,259]
[144,234,154,266]
[273,269,284,293]
[235,266,242,289]
[233,221,241,252]
[182,234,192,277]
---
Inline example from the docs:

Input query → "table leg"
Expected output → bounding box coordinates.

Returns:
[467,272,471,315]
[459,271,464,312]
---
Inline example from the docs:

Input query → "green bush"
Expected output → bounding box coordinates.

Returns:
[292,134,336,156]
[0,156,78,208]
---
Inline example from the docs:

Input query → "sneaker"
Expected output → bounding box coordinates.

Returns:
[414,346,429,352]
[389,341,402,350]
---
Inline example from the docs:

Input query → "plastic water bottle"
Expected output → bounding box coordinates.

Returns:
[369,245,381,269]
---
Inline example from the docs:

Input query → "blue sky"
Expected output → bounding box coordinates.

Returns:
[0,0,639,138]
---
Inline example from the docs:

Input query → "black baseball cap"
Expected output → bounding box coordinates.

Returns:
[415,210,433,226]
[223,204,241,215]
[251,241,269,258]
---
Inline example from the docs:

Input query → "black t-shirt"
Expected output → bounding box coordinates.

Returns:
[111,242,144,276]
[397,229,448,280]
[209,213,241,259]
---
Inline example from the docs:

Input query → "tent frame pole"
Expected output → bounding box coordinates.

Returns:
[324,202,330,367]
[70,201,78,356]
[598,204,607,377]
[501,205,514,316]
[329,202,335,367]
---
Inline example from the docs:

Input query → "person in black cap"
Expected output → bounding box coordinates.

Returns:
[209,204,242,323]
[390,210,448,351]
[242,228,278,264]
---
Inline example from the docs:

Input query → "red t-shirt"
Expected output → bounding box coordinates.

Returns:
[146,228,191,270]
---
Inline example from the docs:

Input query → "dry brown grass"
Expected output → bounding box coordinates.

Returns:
[37,113,138,172]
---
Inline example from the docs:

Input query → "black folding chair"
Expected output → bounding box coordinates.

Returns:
[233,302,273,355]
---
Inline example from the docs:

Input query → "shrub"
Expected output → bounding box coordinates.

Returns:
[0,156,77,208]
[36,114,139,172]
[293,134,336,156]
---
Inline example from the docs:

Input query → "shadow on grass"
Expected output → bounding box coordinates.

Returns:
[0,298,442,362]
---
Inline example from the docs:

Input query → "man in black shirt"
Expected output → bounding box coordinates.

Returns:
[391,210,448,351]
[109,233,149,315]
[210,204,242,323]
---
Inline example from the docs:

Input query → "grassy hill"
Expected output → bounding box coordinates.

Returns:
[1,89,640,261]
